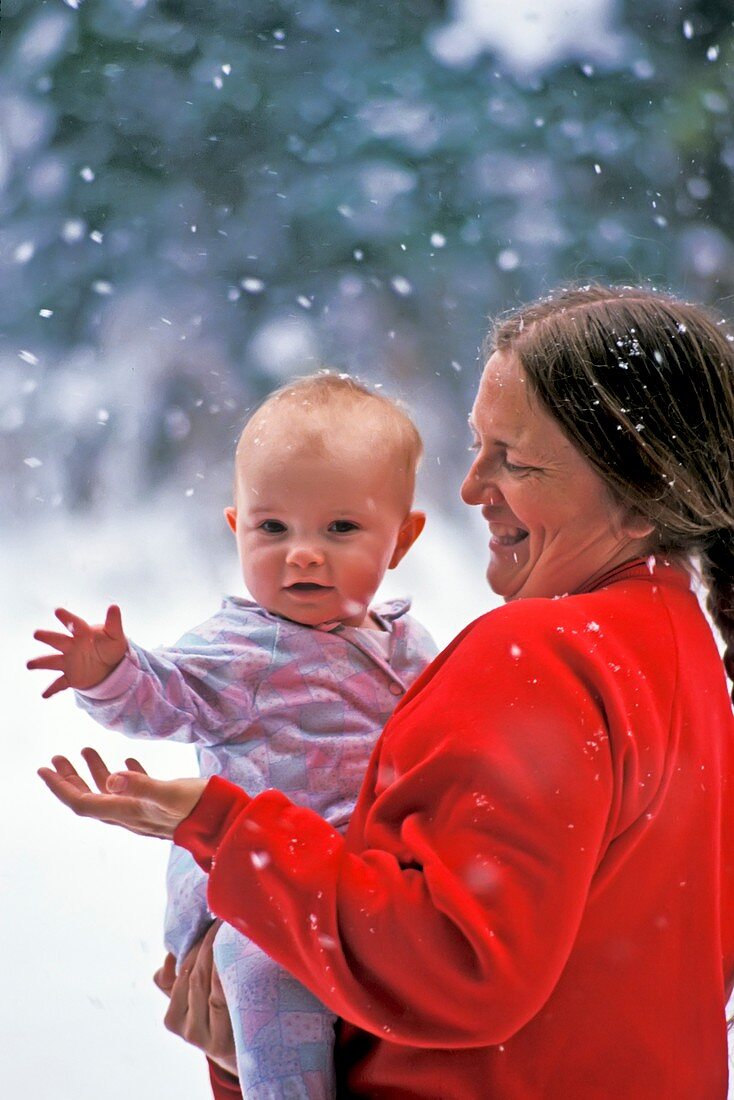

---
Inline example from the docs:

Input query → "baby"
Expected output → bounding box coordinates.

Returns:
[30,372,437,1100]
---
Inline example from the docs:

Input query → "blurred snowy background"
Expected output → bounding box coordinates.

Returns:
[4,0,734,1095]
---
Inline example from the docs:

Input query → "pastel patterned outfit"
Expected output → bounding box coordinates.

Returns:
[76,596,436,1099]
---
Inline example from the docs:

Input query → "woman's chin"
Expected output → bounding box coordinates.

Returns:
[487,561,523,601]
[487,543,531,600]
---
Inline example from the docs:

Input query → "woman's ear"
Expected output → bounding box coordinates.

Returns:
[620,509,656,542]
[388,511,426,569]
[224,506,237,534]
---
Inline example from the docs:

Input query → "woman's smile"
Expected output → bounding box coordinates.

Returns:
[462,351,652,600]
[487,522,529,550]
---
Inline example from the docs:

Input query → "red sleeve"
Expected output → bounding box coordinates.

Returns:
[175,601,617,1049]
[177,776,250,872]
[206,1059,242,1099]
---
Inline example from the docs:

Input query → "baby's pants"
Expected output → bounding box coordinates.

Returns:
[213,921,336,1100]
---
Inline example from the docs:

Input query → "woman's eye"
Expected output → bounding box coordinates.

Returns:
[260,520,286,533]
[329,520,359,533]
[503,459,533,475]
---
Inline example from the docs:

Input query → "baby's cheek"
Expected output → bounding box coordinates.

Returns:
[353,556,384,589]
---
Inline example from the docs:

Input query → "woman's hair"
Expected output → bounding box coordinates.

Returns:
[487,284,734,701]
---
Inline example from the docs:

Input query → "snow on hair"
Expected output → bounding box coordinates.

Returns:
[490,284,734,702]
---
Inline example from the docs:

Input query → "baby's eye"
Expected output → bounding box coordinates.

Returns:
[259,520,287,534]
[329,520,359,534]
[467,440,481,453]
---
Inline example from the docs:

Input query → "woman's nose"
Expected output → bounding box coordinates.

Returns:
[460,464,503,507]
[285,543,325,568]
[460,466,480,505]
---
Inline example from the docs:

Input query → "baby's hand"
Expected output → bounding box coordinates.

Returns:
[27,605,128,698]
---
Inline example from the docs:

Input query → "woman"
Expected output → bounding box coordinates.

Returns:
[42,286,734,1098]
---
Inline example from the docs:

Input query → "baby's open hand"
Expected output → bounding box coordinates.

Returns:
[27,605,127,698]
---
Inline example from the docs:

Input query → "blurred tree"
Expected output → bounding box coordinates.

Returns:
[1,0,732,516]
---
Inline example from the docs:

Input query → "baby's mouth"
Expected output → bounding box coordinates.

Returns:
[286,582,333,591]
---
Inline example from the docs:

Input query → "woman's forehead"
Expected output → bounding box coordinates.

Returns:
[471,352,531,426]
[471,352,578,463]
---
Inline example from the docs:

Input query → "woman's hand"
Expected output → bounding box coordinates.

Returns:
[154,921,239,1077]
[37,747,206,839]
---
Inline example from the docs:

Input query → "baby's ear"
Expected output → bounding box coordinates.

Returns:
[388,511,426,569]
[224,506,238,534]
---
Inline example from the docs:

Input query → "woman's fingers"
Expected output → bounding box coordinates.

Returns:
[123,757,148,775]
[203,918,221,950]
[80,746,113,793]
[210,956,228,1011]
[50,754,92,789]
[39,752,207,838]
[164,938,197,1038]
[104,770,206,826]
[38,756,94,807]
[161,921,236,1074]
[39,753,159,833]
[202,924,238,1074]
[105,768,172,799]
[166,925,213,1043]
[153,952,178,999]
[154,923,238,1075]
[189,920,217,1005]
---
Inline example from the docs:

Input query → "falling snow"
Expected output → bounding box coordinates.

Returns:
[242,277,265,294]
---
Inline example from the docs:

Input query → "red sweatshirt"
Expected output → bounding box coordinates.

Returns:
[177,560,734,1099]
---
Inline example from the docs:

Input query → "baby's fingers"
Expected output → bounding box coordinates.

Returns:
[104,604,124,639]
[55,607,88,634]
[31,629,74,653]
[41,674,69,700]
[27,656,69,698]
[26,654,65,672]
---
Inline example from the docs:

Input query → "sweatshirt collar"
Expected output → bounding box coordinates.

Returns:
[574,555,691,595]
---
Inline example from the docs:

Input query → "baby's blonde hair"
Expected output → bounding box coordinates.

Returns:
[234,371,424,507]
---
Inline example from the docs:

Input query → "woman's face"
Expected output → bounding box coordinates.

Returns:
[461,351,652,600]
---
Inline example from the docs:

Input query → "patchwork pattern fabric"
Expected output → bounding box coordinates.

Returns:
[214,920,336,1099]
[76,596,436,1097]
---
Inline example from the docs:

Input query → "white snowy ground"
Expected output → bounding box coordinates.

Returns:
[4,503,734,1097]
[3,501,496,1099]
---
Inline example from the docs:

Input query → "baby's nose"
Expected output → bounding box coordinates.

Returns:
[285,543,325,567]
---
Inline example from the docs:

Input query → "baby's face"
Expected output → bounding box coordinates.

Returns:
[226,423,421,629]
